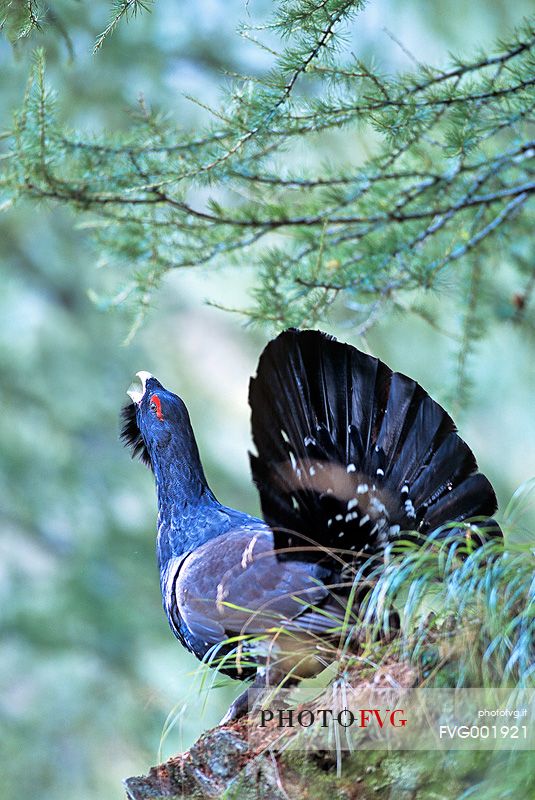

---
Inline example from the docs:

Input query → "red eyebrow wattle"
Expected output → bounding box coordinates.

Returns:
[150,394,164,420]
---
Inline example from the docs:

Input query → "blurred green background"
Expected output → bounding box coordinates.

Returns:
[1,2,534,798]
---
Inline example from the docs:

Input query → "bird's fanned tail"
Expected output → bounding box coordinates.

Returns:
[249,329,499,560]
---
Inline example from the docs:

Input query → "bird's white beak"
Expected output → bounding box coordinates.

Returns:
[127,371,153,404]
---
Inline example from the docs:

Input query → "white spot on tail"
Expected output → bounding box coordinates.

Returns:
[370,497,387,515]
[404,499,416,518]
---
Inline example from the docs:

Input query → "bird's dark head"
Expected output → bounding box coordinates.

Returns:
[121,371,194,469]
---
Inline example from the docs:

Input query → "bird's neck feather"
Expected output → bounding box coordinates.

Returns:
[151,436,221,562]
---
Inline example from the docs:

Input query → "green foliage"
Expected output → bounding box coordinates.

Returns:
[1,1,534,343]
[93,0,155,53]
[374,530,534,688]
[0,0,43,41]
[0,0,153,49]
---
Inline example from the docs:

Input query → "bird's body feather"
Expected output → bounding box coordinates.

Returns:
[122,329,500,713]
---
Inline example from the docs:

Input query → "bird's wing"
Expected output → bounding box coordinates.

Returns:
[249,328,499,558]
[174,528,338,647]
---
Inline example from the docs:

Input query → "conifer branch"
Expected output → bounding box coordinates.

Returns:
[93,0,154,53]
[1,3,534,341]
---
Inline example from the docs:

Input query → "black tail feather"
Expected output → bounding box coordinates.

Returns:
[387,396,451,490]
[410,432,477,511]
[249,329,499,557]
[421,473,497,532]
